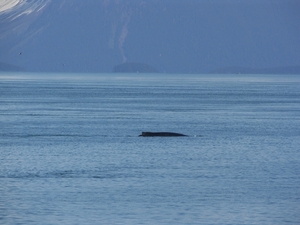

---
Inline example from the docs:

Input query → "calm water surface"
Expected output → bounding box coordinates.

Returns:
[1,73,300,224]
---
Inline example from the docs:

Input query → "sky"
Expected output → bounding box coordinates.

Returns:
[0,0,299,73]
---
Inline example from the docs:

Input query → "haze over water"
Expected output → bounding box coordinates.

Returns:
[1,73,300,224]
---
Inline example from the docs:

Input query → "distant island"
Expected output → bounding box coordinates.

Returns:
[210,66,300,75]
[113,62,158,73]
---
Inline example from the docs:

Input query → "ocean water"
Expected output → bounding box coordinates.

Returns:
[1,73,300,225]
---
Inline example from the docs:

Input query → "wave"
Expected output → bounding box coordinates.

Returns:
[1,134,108,138]
[1,169,138,179]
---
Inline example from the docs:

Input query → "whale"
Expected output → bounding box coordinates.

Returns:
[139,132,187,137]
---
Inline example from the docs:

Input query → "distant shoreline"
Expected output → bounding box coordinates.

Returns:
[210,66,300,75]
[1,60,300,75]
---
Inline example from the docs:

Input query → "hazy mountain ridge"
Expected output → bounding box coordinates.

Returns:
[2,60,299,75]
[0,61,23,71]
[0,0,299,74]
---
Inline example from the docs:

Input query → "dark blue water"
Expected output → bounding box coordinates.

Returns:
[1,73,300,224]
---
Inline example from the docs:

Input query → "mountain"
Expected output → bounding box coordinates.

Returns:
[0,0,299,74]
[0,62,23,71]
